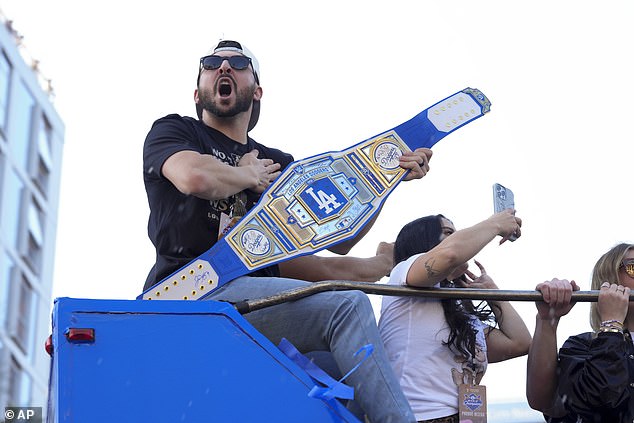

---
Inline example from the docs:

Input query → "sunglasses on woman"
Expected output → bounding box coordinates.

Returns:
[620,258,634,278]
[199,55,252,71]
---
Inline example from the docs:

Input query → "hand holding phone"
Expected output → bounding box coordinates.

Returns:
[493,183,517,241]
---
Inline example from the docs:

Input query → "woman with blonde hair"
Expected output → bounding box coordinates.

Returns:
[527,242,634,422]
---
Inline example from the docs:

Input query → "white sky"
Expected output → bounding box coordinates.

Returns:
[3,0,634,411]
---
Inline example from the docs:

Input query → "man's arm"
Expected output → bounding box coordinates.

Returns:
[162,149,280,200]
[526,278,579,415]
[279,242,394,282]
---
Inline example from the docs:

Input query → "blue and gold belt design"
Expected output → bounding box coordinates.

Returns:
[140,87,491,301]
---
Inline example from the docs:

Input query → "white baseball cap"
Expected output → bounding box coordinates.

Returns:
[196,39,261,131]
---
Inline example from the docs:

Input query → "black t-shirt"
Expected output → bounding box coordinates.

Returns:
[142,114,294,291]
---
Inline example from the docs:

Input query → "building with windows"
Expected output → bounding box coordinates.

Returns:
[0,12,64,412]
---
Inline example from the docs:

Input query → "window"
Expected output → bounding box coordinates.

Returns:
[7,272,37,354]
[0,51,10,132]
[22,198,44,274]
[7,80,35,169]
[0,340,9,407]
[0,249,14,329]
[0,167,24,245]
[17,359,32,406]
[8,356,18,402]
[8,355,32,406]
[0,146,6,208]
[32,116,52,196]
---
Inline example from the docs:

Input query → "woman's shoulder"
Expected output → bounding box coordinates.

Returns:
[563,331,594,343]
[388,253,426,286]
[559,331,595,353]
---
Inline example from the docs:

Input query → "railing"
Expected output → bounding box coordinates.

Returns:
[234,281,609,314]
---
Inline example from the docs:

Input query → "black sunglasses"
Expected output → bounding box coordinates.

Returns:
[200,55,252,71]
[620,258,634,277]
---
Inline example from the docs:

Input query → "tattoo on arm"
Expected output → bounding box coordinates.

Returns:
[424,258,440,278]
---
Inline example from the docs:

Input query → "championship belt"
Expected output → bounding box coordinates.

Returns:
[140,87,491,301]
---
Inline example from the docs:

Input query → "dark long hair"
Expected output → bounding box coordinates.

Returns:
[393,215,497,359]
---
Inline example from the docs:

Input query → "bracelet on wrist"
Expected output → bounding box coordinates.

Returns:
[599,319,624,333]
[598,326,623,334]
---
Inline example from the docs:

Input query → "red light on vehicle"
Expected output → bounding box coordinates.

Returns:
[65,328,95,343]
[45,335,53,356]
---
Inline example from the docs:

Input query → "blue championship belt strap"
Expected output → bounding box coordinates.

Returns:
[139,87,491,300]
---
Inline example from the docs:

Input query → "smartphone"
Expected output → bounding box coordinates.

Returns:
[493,183,517,241]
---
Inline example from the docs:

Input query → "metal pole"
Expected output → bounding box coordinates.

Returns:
[233,280,611,314]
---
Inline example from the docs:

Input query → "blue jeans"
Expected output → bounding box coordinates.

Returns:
[207,276,416,423]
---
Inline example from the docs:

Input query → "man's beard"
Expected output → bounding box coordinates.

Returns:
[198,84,255,118]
